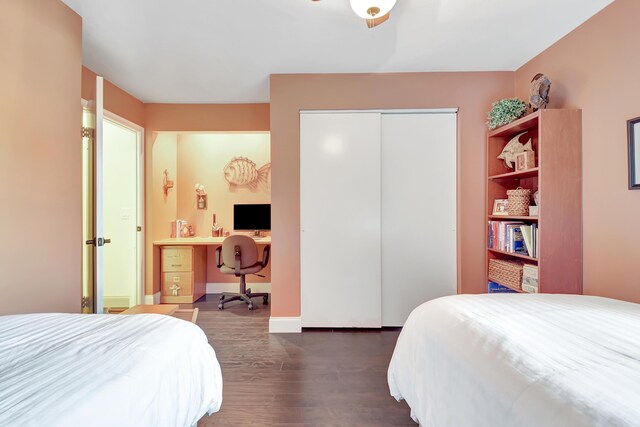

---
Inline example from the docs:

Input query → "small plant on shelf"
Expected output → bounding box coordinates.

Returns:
[487,98,528,130]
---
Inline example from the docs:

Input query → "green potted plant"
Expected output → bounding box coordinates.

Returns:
[487,98,528,130]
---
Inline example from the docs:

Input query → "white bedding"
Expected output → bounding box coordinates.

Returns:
[0,313,222,426]
[388,294,640,427]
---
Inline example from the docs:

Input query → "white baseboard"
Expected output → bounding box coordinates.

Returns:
[206,282,271,294]
[144,292,161,305]
[269,316,302,333]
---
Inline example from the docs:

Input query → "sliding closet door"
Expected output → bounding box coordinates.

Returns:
[300,112,382,328]
[381,113,457,326]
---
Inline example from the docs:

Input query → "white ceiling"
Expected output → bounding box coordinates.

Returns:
[61,0,613,103]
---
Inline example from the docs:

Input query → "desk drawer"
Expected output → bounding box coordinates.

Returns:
[161,247,193,272]
[162,272,193,296]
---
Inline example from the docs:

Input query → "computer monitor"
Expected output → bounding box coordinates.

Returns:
[233,204,271,231]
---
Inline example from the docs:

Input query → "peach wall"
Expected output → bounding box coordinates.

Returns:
[145,104,270,132]
[270,72,514,318]
[149,133,178,296]
[82,67,145,127]
[515,0,640,303]
[144,104,270,294]
[176,133,271,284]
[0,0,82,314]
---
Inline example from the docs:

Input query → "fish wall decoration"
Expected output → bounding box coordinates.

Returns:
[223,156,271,192]
[497,131,533,169]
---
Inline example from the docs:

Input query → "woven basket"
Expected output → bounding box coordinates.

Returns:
[488,259,524,290]
[506,187,531,216]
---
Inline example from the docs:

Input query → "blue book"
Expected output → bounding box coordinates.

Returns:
[488,281,517,293]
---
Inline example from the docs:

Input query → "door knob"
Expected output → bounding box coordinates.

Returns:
[104,238,111,244]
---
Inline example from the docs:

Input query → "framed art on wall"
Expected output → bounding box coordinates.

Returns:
[628,116,640,189]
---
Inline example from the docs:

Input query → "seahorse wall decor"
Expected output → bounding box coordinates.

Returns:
[223,157,271,193]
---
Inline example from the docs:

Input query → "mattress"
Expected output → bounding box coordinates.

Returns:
[388,294,640,427]
[0,313,222,426]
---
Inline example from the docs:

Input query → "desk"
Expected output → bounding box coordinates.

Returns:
[153,237,271,246]
[153,236,271,304]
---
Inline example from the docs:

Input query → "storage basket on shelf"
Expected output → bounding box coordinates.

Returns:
[488,259,524,290]
[506,187,531,216]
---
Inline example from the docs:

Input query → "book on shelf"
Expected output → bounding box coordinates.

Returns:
[488,281,518,293]
[522,264,539,293]
[519,224,539,258]
[487,221,531,255]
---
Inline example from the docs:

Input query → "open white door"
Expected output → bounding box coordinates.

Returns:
[90,76,106,314]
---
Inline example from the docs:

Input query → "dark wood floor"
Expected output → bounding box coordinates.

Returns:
[183,294,415,427]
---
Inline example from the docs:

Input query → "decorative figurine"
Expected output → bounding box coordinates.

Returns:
[223,157,271,192]
[497,131,534,169]
[529,74,551,111]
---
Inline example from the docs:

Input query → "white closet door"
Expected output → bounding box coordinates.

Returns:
[300,112,382,328]
[381,113,457,326]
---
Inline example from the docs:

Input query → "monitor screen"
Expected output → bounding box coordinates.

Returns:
[234,204,271,231]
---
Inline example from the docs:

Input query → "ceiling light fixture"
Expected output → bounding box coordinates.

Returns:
[349,0,397,20]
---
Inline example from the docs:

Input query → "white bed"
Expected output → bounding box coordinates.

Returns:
[388,294,640,427]
[0,313,222,426]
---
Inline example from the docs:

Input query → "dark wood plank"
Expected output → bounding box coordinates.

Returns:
[180,295,415,426]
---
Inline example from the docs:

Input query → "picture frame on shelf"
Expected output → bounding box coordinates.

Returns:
[492,199,509,216]
[627,116,640,189]
[514,151,535,172]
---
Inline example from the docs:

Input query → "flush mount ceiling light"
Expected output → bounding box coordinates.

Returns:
[349,0,397,20]
[311,0,397,28]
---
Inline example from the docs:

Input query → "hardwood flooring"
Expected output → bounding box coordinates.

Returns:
[184,295,415,426]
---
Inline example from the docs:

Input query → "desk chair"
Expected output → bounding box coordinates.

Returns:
[215,235,270,310]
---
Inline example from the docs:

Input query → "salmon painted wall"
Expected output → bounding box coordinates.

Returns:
[82,67,145,127]
[144,104,270,295]
[176,133,271,284]
[0,0,82,314]
[270,72,514,318]
[515,0,640,303]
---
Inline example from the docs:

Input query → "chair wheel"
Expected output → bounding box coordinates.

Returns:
[248,303,254,310]
[218,304,224,310]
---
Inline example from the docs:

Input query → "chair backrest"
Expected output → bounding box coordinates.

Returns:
[221,235,258,268]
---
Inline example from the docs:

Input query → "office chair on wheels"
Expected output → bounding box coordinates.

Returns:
[215,235,270,310]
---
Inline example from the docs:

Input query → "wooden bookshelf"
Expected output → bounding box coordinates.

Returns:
[485,109,583,294]
[487,215,538,221]
[488,167,539,180]
[488,248,539,263]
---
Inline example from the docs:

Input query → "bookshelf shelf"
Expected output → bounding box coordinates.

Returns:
[487,215,538,221]
[488,248,538,263]
[485,109,583,295]
[488,168,539,180]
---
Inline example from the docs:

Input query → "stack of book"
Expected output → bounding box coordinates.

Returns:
[488,221,526,254]
[488,221,538,258]
[522,264,539,293]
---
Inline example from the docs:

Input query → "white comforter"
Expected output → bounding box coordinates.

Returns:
[0,313,222,426]
[388,294,640,427]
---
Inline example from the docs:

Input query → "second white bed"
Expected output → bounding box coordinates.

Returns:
[388,294,640,427]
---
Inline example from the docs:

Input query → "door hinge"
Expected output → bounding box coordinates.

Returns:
[81,296,91,309]
[81,127,94,139]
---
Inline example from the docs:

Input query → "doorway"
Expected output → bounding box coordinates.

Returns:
[82,102,144,313]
